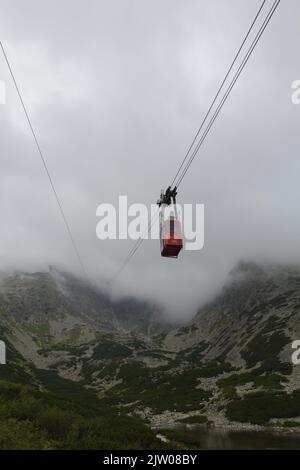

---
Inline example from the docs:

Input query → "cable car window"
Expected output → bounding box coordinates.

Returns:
[170,219,174,236]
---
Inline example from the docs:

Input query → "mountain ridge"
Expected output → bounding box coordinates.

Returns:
[1,262,300,432]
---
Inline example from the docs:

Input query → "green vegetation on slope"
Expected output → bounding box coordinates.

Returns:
[102,361,211,413]
[0,380,165,450]
[226,390,300,425]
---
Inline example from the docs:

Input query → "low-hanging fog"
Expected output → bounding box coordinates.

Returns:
[0,0,299,321]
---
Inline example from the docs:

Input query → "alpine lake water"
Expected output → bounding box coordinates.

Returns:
[164,425,300,450]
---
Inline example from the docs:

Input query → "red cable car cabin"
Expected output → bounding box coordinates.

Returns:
[160,215,183,258]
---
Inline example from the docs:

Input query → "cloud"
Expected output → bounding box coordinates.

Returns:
[0,0,299,321]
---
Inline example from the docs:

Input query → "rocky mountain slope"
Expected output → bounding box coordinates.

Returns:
[1,262,300,432]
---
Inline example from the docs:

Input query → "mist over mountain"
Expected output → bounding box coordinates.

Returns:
[1,260,300,438]
[0,0,299,319]
[0,0,299,452]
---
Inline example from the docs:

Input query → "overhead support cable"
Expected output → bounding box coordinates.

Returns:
[174,0,281,188]
[104,0,282,281]
[169,0,268,189]
[0,41,88,278]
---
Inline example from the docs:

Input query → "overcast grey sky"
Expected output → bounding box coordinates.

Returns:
[0,0,299,320]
